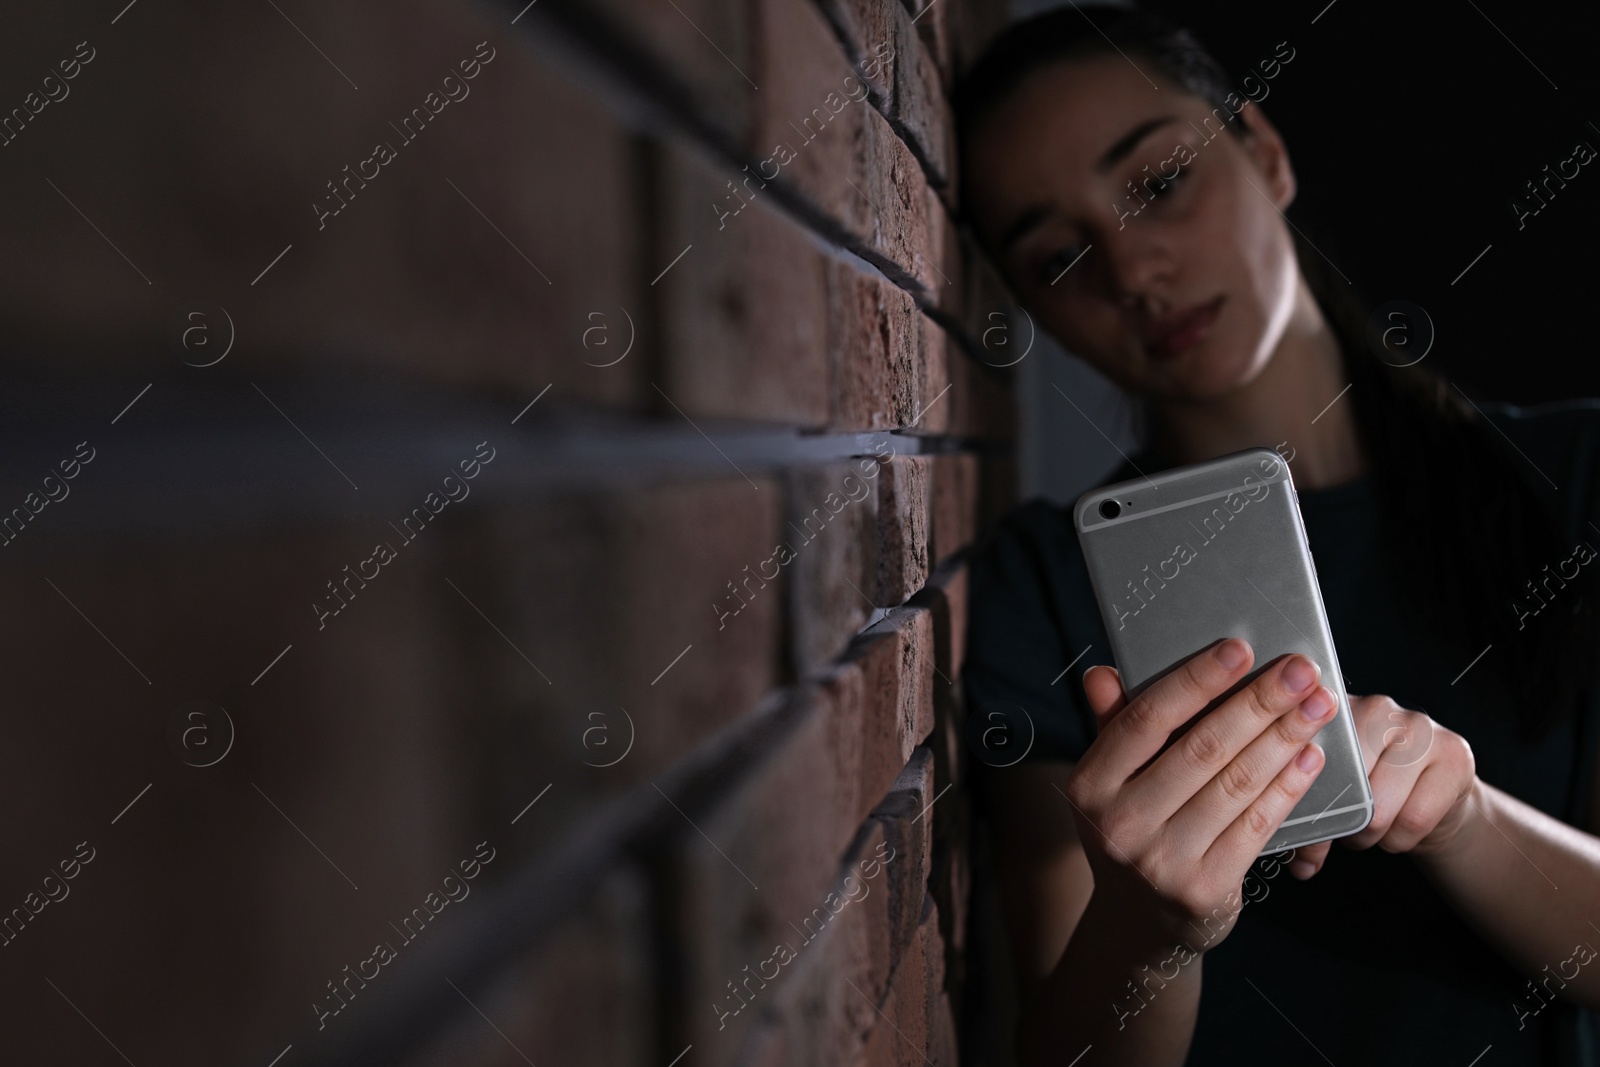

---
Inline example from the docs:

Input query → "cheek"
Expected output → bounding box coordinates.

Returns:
[1039,298,1142,385]
[1212,168,1297,362]
[1241,206,1299,349]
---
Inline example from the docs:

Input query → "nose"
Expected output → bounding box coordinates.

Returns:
[1097,210,1176,307]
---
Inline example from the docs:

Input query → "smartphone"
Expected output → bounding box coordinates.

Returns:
[1073,446,1373,854]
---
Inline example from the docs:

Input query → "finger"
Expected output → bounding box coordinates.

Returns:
[1346,695,1388,778]
[1289,841,1329,879]
[1352,697,1435,777]
[1082,664,1128,726]
[1134,652,1331,825]
[1090,638,1256,785]
[1341,755,1430,852]
[1204,741,1326,872]
[1164,680,1337,847]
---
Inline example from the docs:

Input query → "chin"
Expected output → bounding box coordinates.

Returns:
[1170,323,1272,398]
[1152,347,1248,399]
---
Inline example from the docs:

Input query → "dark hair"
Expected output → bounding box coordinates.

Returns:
[954,4,1594,743]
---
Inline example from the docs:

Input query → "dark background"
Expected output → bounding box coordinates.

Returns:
[1148,0,1599,405]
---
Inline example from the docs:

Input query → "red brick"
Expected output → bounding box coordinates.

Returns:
[877,456,931,602]
[855,984,903,1067]
[657,139,832,425]
[456,476,786,865]
[930,454,979,565]
[914,0,953,95]
[590,0,757,142]
[786,461,882,675]
[928,315,1015,439]
[914,320,956,437]
[923,562,969,702]
[0,522,493,1061]
[863,608,936,765]
[0,2,647,407]
[740,821,897,1067]
[670,686,864,1067]
[871,748,937,968]
[809,0,897,106]
[321,17,644,405]
[748,0,935,298]
[927,186,964,315]
[860,108,940,297]
[397,867,654,1067]
[922,564,969,816]
[815,608,936,839]
[751,0,872,229]
[828,259,920,430]
[850,893,953,1066]
[922,658,970,968]
[889,4,955,193]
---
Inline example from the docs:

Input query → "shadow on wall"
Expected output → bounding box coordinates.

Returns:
[1017,327,1141,508]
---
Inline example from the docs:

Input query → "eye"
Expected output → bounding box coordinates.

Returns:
[1142,169,1187,202]
[1037,243,1088,286]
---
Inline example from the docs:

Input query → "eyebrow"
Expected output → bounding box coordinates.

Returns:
[1097,115,1182,173]
[996,114,1183,256]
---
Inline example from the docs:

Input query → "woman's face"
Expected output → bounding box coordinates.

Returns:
[963,54,1302,401]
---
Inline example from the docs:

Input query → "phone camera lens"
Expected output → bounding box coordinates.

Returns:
[1099,499,1121,520]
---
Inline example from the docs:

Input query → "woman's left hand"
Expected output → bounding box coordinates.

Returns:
[1286,694,1481,879]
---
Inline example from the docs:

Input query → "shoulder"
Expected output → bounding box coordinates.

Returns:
[979,496,1075,554]
[971,456,1152,576]
[968,497,1081,600]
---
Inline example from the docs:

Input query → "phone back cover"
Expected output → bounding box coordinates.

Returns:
[1074,447,1373,854]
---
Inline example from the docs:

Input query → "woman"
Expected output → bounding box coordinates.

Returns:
[956,6,1600,1066]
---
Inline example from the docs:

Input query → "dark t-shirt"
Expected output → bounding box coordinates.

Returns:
[965,400,1600,1066]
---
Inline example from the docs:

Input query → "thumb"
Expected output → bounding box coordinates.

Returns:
[1083,664,1129,733]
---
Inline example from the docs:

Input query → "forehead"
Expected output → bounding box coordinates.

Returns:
[964,54,1198,218]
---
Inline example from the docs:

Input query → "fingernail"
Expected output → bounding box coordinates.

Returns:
[1282,657,1317,694]
[1295,743,1322,772]
[1289,859,1316,879]
[1215,639,1248,670]
[1297,687,1334,722]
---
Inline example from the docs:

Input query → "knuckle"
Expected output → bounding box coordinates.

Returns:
[1217,759,1257,804]
[1244,676,1287,720]
[1391,804,1433,841]
[1267,767,1308,809]
[1242,801,1275,838]
[1062,766,1093,806]
[1098,807,1136,847]
[1182,723,1229,773]
[1276,711,1312,747]
[1122,695,1163,734]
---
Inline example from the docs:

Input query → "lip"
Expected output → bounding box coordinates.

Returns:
[1144,296,1224,361]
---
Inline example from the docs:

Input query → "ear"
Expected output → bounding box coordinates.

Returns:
[1236,102,1296,211]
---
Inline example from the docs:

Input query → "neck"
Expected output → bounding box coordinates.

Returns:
[1145,276,1365,490]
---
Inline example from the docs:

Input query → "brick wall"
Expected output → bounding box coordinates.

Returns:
[0,0,1016,1063]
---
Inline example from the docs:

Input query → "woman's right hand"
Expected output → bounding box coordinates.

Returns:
[1061,638,1337,957]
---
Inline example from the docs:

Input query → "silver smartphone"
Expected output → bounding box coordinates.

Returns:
[1073,446,1373,854]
